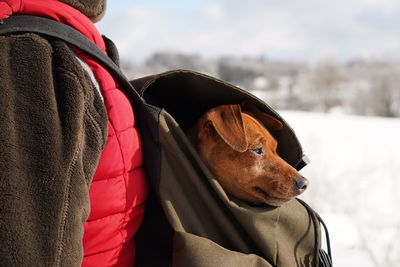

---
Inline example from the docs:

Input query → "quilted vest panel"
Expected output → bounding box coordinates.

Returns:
[79,53,148,267]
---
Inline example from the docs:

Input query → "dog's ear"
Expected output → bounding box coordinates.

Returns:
[206,105,248,152]
[241,100,283,131]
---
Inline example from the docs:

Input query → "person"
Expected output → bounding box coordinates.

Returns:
[0,0,148,266]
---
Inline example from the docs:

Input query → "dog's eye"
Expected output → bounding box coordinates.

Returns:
[250,147,264,156]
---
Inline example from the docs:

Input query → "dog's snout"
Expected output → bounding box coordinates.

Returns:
[295,176,309,192]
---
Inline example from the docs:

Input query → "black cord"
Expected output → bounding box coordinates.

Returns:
[297,198,333,267]
[316,212,332,259]
[297,199,320,267]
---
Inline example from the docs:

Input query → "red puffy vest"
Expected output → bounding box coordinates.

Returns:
[0,1,148,266]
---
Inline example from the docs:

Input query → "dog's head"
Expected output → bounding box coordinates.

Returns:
[196,102,308,206]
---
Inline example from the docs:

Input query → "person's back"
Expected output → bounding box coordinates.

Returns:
[0,1,148,266]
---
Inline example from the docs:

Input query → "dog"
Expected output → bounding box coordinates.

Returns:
[193,101,308,206]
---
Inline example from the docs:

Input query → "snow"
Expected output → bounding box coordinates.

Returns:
[278,111,400,267]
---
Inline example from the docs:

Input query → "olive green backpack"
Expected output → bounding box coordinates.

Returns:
[0,15,332,267]
[131,70,332,267]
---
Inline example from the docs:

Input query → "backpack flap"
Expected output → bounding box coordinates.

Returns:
[131,69,308,171]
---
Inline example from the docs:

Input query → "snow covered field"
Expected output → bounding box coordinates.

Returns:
[279,111,400,267]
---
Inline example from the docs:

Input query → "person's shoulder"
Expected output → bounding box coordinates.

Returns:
[0,32,87,77]
[0,33,53,53]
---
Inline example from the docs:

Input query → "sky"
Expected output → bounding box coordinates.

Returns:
[97,0,400,63]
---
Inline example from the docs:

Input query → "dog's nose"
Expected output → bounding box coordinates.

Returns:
[295,176,309,192]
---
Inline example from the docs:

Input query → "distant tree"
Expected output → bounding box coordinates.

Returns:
[369,68,400,117]
[287,71,298,96]
[145,52,215,74]
[267,75,280,91]
[217,58,260,84]
[307,59,343,112]
[284,73,308,110]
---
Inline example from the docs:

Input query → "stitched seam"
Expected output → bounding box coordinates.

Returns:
[108,121,129,243]
[85,210,126,223]
[59,67,105,146]
[53,67,103,265]
[86,112,104,145]
[102,100,136,242]
[83,102,103,148]
[52,69,89,266]
[92,165,143,182]
[85,202,145,223]
[53,143,82,267]
[102,86,123,92]
[76,58,131,242]
[70,50,133,247]
[84,242,128,258]
[92,174,124,182]
[107,125,134,137]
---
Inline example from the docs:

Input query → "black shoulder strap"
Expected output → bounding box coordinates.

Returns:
[0,15,143,103]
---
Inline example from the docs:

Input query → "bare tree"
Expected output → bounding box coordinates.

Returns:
[267,75,280,91]
[307,58,343,112]
[369,65,400,117]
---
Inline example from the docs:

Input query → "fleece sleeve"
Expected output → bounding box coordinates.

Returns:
[0,33,108,267]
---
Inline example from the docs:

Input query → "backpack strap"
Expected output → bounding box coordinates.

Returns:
[0,14,162,143]
[0,15,143,104]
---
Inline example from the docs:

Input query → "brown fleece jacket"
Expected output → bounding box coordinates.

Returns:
[0,33,108,266]
[59,0,106,22]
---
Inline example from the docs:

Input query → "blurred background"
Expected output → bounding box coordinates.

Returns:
[98,1,400,266]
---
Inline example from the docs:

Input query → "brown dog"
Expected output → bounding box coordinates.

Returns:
[194,102,308,206]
